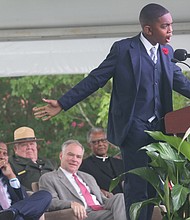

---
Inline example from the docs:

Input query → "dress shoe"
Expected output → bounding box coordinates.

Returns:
[0,209,15,220]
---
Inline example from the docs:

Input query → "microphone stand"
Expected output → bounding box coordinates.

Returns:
[171,58,190,69]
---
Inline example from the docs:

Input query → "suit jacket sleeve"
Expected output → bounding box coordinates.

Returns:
[39,171,72,211]
[160,44,190,99]
[58,41,119,111]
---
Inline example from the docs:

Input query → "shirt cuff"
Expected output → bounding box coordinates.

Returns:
[9,178,21,189]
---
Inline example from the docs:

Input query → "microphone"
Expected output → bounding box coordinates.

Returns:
[171,58,179,63]
[174,49,190,61]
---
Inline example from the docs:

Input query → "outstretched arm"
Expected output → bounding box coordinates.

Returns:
[33,98,62,121]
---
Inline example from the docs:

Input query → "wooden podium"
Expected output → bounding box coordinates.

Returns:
[164,106,190,135]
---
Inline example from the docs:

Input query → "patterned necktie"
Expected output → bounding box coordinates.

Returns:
[73,174,103,211]
[150,47,157,63]
[0,181,10,209]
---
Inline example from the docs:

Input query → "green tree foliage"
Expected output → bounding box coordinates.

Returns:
[0,74,114,162]
[172,71,190,110]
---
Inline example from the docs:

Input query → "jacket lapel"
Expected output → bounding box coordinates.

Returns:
[57,168,81,200]
[129,35,142,91]
[159,45,173,88]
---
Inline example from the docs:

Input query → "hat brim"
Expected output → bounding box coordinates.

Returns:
[6,138,44,145]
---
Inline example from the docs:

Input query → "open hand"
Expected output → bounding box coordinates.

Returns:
[33,98,62,121]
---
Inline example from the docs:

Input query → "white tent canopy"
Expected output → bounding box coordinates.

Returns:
[0,35,190,77]
[0,0,190,77]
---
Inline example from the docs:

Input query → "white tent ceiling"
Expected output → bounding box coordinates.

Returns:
[0,0,190,77]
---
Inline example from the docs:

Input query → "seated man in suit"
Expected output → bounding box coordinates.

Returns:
[8,126,57,191]
[39,139,126,220]
[79,127,124,197]
[0,141,52,220]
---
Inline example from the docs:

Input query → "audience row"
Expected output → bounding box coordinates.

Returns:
[0,126,126,220]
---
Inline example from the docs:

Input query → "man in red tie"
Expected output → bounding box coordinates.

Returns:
[39,140,126,220]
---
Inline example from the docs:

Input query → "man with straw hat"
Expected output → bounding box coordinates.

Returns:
[8,126,57,191]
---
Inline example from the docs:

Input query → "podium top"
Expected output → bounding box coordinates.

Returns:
[164,106,190,135]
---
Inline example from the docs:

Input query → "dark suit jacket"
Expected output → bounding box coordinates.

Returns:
[39,168,107,211]
[79,155,124,194]
[0,170,27,210]
[58,34,190,146]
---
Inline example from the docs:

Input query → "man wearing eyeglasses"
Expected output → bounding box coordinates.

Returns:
[79,127,124,197]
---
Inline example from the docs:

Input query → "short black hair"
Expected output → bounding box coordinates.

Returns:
[139,3,169,26]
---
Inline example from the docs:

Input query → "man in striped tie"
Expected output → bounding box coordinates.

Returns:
[39,140,126,220]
